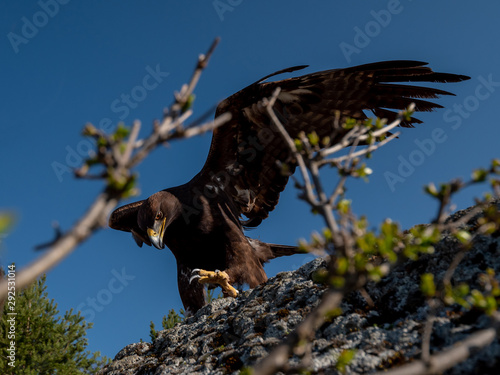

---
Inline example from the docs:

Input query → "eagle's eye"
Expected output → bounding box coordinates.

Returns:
[155,212,163,221]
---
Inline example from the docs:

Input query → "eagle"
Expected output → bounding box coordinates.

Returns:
[109,60,469,313]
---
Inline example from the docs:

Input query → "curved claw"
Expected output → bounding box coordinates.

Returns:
[187,268,239,298]
[189,274,201,284]
[189,268,202,284]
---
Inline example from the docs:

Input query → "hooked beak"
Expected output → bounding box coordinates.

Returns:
[147,217,167,250]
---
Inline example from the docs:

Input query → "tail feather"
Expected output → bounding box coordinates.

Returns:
[247,237,301,262]
[268,243,301,259]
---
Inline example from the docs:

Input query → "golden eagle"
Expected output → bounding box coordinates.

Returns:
[109,60,469,313]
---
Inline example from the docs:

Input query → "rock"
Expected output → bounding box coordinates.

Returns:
[99,200,500,374]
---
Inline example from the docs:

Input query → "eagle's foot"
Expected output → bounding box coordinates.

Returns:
[189,269,239,298]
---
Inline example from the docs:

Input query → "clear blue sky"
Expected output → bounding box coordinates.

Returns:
[1,1,499,359]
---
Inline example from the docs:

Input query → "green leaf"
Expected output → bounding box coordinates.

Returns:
[307,131,320,146]
[336,349,357,373]
[107,172,138,198]
[337,199,351,214]
[424,183,439,197]
[366,264,387,282]
[113,123,131,141]
[374,117,386,129]
[312,268,329,284]
[82,123,98,136]
[336,257,349,275]
[239,367,253,375]
[280,162,291,176]
[97,136,108,148]
[469,289,487,309]
[420,273,436,297]
[181,94,196,113]
[298,239,309,252]
[322,228,333,242]
[330,275,345,288]
[454,230,472,245]
[311,231,323,247]
[484,296,498,315]
[0,212,15,235]
[403,107,415,121]
[471,168,488,182]
[343,118,357,129]
[294,138,303,151]
[325,307,343,320]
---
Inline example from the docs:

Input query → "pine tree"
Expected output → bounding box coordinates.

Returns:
[0,272,108,374]
[149,308,184,342]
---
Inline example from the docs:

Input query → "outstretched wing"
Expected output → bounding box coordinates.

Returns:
[108,200,151,247]
[194,60,469,227]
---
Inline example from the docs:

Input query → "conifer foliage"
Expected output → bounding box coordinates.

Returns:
[0,273,108,375]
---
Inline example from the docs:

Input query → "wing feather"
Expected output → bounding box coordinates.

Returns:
[108,200,151,246]
[194,61,469,227]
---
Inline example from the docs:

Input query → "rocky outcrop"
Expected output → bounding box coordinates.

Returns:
[99,201,500,374]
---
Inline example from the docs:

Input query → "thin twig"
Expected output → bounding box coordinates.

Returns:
[321,131,400,167]
[171,37,220,116]
[120,120,141,167]
[319,103,414,159]
[182,112,232,139]
[264,88,319,208]
[420,298,439,364]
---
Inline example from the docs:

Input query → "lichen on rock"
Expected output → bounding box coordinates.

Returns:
[99,201,500,375]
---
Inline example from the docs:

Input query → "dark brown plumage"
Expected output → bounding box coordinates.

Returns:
[109,60,469,313]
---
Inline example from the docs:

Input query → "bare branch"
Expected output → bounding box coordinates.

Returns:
[182,112,232,139]
[0,191,119,300]
[170,37,220,117]
[0,38,222,301]
[321,131,400,167]
[420,298,439,365]
[120,120,141,167]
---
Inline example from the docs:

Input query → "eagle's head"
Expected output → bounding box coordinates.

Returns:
[138,191,180,250]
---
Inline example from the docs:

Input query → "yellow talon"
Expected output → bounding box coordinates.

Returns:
[191,269,239,298]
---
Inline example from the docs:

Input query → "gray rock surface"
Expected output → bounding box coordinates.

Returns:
[99,201,500,374]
